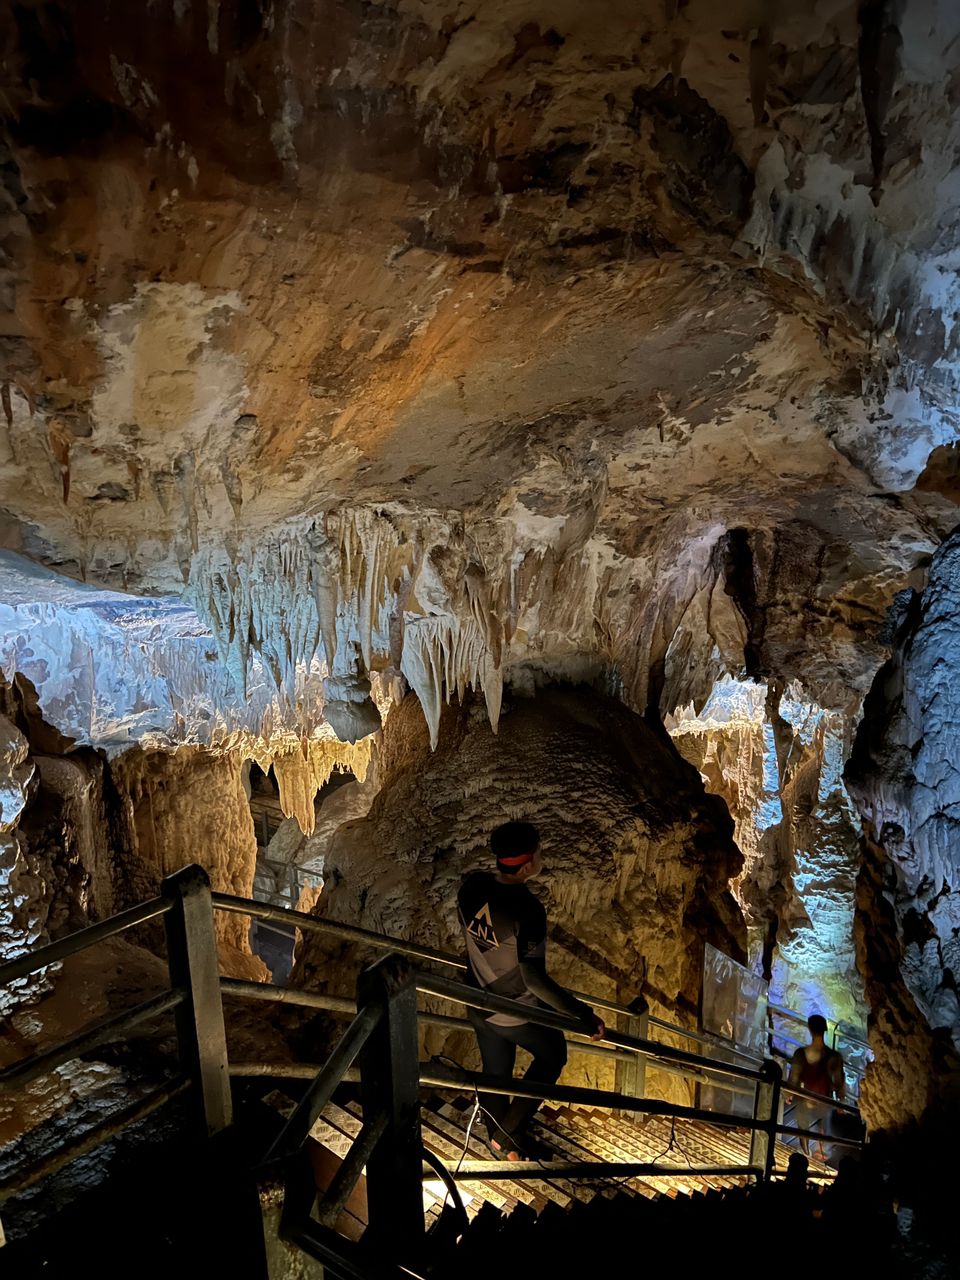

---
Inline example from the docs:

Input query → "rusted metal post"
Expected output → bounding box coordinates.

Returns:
[749,1058,782,1180]
[357,954,425,1261]
[162,864,233,1135]
[615,1000,648,1119]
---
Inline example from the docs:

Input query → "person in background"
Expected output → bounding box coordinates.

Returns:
[789,1012,846,1158]
[457,820,606,1160]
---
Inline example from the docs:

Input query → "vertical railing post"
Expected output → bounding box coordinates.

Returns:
[615,1004,648,1119]
[162,864,232,1135]
[357,953,424,1262]
[749,1058,782,1180]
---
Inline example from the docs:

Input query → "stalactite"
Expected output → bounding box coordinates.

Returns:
[858,0,903,197]
[269,735,375,834]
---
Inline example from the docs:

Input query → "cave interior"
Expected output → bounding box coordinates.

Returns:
[2,0,960,1274]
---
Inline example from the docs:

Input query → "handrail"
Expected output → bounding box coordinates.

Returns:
[221,976,356,1015]
[0,868,231,1209]
[0,895,172,987]
[212,892,767,1063]
[414,970,766,1084]
[231,1054,829,1146]
[0,870,865,1269]
[0,988,185,1092]
[213,893,465,971]
[767,1001,870,1053]
[265,1003,383,1163]
[779,1079,863,1117]
[435,1159,761,1181]
[646,1013,764,1061]
[418,1060,768,1130]
[220,978,756,1093]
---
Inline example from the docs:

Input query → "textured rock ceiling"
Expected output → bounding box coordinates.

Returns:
[2,0,960,743]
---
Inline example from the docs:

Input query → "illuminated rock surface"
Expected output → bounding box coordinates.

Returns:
[670,675,866,1031]
[2,0,954,739]
[294,685,746,1093]
[0,0,959,1158]
[847,530,960,1130]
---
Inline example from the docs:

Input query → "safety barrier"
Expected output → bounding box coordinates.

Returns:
[0,866,866,1277]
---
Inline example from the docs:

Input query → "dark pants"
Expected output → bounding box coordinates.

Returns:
[468,1007,567,1145]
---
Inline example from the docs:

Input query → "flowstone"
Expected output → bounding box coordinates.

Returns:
[294,686,746,1095]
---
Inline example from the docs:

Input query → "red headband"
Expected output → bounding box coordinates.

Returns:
[496,852,536,867]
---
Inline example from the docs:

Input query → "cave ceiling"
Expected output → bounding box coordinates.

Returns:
[2,0,959,747]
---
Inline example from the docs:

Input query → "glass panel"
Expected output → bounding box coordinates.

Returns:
[701,943,769,1118]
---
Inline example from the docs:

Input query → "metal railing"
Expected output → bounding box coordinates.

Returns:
[214,892,763,1081]
[0,867,867,1278]
[0,867,232,1203]
[253,950,865,1277]
[216,892,867,1273]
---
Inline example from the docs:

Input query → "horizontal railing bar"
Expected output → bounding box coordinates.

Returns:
[767,1004,870,1052]
[770,1166,836,1182]
[264,1004,382,1163]
[778,1082,862,1116]
[417,977,762,1070]
[645,1015,763,1062]
[419,1062,769,1131]
[0,988,186,1092]
[315,1111,388,1229]
[429,1160,761,1181]
[0,897,173,988]
[231,1062,361,1083]
[233,1059,862,1153]
[213,894,677,1026]
[775,1123,864,1149]
[221,978,356,1015]
[0,1076,191,1202]
[221,979,712,1076]
[415,971,765,1084]
[216,891,814,1071]
[212,894,464,971]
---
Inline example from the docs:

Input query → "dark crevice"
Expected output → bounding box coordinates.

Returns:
[715,527,765,677]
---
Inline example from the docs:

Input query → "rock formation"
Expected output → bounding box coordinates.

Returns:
[0,0,959,1165]
[1,0,954,750]
[670,675,865,1030]
[294,685,745,1092]
[846,529,960,1132]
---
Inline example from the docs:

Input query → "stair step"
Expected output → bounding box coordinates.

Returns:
[427,1100,568,1211]
[438,1099,597,1205]
[534,1108,670,1199]
[574,1110,735,1191]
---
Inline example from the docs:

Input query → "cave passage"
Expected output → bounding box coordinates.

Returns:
[2,0,960,1269]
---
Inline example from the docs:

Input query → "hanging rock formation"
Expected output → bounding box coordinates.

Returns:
[1,0,956,753]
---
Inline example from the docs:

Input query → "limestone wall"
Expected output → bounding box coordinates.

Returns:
[110,746,267,981]
[294,686,746,1095]
[846,529,960,1131]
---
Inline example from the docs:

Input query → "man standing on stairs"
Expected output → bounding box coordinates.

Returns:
[457,820,606,1160]
[788,1013,846,1159]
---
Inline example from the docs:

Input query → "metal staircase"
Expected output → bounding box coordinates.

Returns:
[0,865,866,1278]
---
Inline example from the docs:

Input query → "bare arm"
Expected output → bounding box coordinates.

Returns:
[519,959,604,1037]
[788,1049,805,1090]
